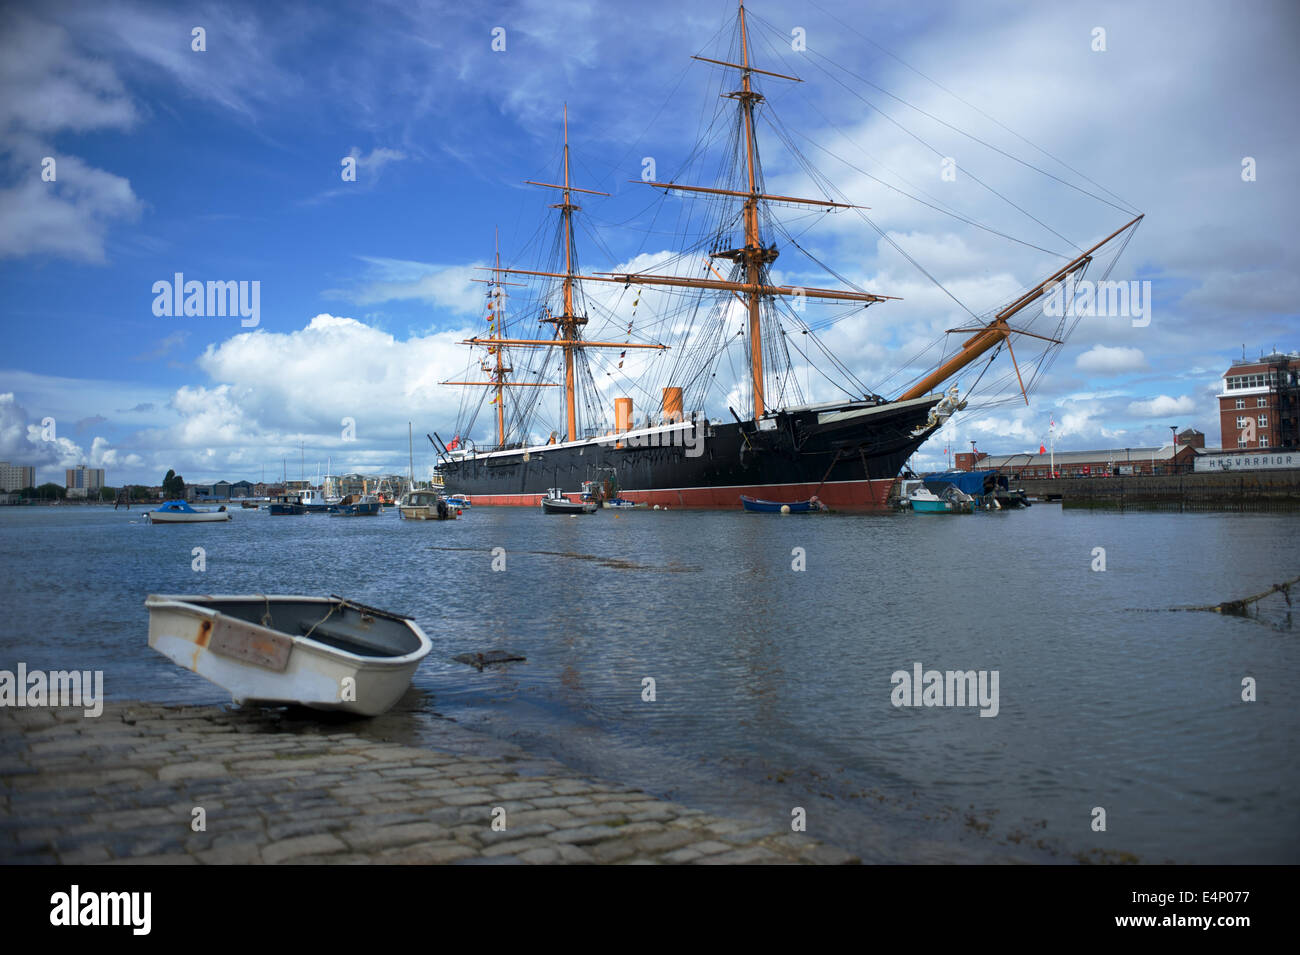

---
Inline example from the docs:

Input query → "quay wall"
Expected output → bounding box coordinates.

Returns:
[1016,469,1300,511]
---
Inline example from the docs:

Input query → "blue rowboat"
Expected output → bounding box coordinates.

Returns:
[740,495,826,513]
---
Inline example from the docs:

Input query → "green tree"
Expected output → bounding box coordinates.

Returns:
[162,470,185,498]
[34,483,66,500]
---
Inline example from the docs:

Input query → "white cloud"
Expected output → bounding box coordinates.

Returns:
[1075,345,1148,374]
[1126,394,1196,417]
[328,257,483,314]
[0,12,143,262]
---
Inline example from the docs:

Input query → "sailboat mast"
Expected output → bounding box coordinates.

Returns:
[738,3,765,420]
[493,231,506,448]
[561,106,578,442]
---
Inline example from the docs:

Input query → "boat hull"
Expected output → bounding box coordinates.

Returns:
[438,396,942,511]
[146,510,232,523]
[741,495,825,513]
[330,501,381,516]
[399,506,459,520]
[144,594,431,717]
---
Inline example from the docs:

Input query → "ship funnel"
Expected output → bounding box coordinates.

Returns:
[615,397,633,449]
[662,387,683,423]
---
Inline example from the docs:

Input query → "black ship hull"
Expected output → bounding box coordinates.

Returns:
[437,395,944,510]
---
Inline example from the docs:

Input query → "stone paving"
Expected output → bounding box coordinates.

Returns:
[0,702,859,865]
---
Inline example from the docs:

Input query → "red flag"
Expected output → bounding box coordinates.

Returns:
[1039,444,1046,454]
[447,435,460,451]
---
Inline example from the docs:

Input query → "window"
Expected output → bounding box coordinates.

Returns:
[1260,438,1269,448]
[1258,416,1268,428]
[1258,398,1267,407]
[1236,416,1248,428]
[1238,438,1248,448]
[1236,398,1245,409]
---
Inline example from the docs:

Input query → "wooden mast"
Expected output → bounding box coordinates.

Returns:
[737,2,765,418]
[464,109,672,446]
[446,232,547,449]
[898,214,1143,401]
[560,106,578,442]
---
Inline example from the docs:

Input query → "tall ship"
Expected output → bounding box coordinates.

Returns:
[437,2,1141,508]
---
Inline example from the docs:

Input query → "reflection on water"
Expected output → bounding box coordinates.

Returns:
[1,504,1296,863]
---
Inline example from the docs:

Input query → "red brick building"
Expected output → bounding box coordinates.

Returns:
[1218,351,1300,451]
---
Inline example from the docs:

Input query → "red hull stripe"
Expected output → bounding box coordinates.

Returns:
[458,478,897,510]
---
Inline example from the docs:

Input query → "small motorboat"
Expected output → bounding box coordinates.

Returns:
[145,500,232,523]
[240,500,260,509]
[906,485,974,513]
[398,490,459,520]
[444,494,472,509]
[268,494,307,516]
[541,488,597,514]
[145,593,432,716]
[329,494,381,516]
[740,495,826,513]
[297,487,333,513]
[603,497,647,509]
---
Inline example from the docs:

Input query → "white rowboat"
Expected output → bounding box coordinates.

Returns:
[145,594,432,716]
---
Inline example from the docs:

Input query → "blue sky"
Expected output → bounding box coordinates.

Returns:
[1,0,1297,486]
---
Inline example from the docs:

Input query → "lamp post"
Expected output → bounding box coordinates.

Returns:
[1170,425,1178,473]
[970,440,977,471]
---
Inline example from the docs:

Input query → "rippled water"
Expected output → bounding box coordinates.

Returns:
[1,503,1296,863]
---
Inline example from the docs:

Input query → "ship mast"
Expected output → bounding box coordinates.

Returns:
[464,107,669,444]
[443,231,550,449]
[603,1,893,423]
[736,2,765,417]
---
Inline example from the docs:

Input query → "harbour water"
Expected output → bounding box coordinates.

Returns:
[1,504,1296,863]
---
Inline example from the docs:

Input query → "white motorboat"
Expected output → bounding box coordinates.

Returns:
[145,594,432,716]
[145,500,232,523]
[398,489,460,520]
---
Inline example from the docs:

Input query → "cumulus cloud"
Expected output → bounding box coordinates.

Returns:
[0,392,87,473]
[1075,345,1148,374]
[1127,394,1196,417]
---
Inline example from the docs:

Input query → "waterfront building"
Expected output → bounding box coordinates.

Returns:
[1217,351,1299,450]
[962,445,1198,479]
[0,462,35,492]
[65,465,104,499]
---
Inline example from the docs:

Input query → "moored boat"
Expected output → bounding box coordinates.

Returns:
[398,489,459,520]
[329,494,381,516]
[922,470,1032,510]
[541,488,597,514]
[268,494,307,516]
[145,500,232,523]
[906,485,974,514]
[145,593,431,716]
[740,495,826,513]
[434,4,1142,511]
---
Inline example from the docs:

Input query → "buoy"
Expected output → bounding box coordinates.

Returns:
[653,504,660,510]
[780,504,791,514]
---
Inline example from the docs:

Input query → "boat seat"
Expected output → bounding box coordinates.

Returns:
[297,619,408,657]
